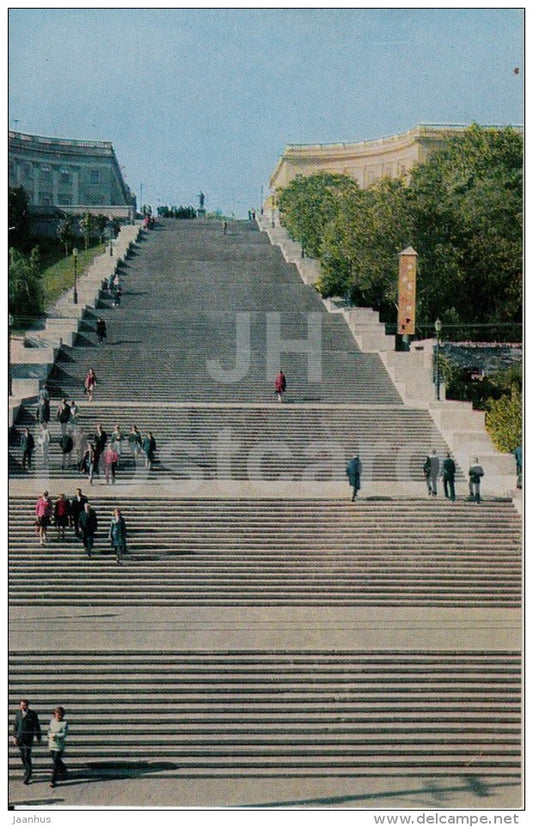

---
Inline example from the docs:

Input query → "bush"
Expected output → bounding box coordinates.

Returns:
[486,384,522,452]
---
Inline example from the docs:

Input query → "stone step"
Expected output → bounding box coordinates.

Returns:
[9,498,521,608]
[8,649,521,777]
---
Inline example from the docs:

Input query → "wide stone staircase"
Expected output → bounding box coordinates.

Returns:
[9,220,521,805]
[9,650,520,779]
[9,497,520,608]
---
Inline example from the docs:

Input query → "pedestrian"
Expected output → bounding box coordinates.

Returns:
[35,490,53,545]
[37,395,50,425]
[79,501,98,557]
[346,454,362,501]
[93,423,108,477]
[84,368,97,402]
[142,431,157,469]
[468,457,485,503]
[11,699,42,785]
[59,431,74,469]
[70,487,88,536]
[53,493,71,540]
[110,424,124,463]
[108,507,128,564]
[20,428,35,469]
[96,317,107,345]
[423,449,440,496]
[84,442,98,485]
[442,452,456,502]
[56,399,71,436]
[104,444,119,484]
[38,423,51,465]
[275,369,287,402]
[113,275,122,308]
[48,706,68,788]
[75,426,88,469]
[128,425,142,464]
[69,399,80,435]
[513,445,522,490]
[39,386,50,403]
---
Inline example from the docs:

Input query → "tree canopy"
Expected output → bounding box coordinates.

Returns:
[277,125,523,334]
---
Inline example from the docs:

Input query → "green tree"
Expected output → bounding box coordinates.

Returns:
[79,212,96,250]
[9,246,45,320]
[57,215,76,257]
[485,384,522,452]
[277,173,359,258]
[318,178,412,319]
[95,214,109,245]
[9,187,31,253]
[408,124,523,328]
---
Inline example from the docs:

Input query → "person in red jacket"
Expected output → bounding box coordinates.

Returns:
[275,369,287,403]
[53,493,71,541]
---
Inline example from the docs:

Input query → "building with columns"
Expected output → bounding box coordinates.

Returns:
[267,123,520,203]
[8,131,135,221]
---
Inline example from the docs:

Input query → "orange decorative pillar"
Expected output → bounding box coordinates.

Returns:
[398,246,417,347]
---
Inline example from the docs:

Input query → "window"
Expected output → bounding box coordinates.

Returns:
[91,169,100,183]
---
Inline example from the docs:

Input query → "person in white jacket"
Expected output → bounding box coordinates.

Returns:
[48,706,68,788]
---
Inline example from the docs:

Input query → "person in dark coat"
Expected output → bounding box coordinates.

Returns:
[142,431,157,469]
[423,449,440,496]
[12,698,42,784]
[59,432,74,469]
[79,502,98,557]
[346,454,362,501]
[468,458,485,503]
[70,488,88,536]
[37,396,50,425]
[442,452,456,502]
[20,428,35,469]
[96,317,107,345]
[108,507,128,564]
[56,399,71,436]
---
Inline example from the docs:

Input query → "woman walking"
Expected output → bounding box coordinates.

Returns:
[35,491,53,545]
[84,368,97,402]
[108,507,128,564]
[48,706,68,788]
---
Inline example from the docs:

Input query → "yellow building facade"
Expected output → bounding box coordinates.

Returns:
[267,123,502,203]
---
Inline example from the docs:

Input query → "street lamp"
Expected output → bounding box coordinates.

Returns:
[72,248,78,304]
[271,195,276,228]
[8,313,13,396]
[435,318,442,400]
[108,221,114,256]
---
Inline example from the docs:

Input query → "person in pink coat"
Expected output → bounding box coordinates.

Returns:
[35,491,53,545]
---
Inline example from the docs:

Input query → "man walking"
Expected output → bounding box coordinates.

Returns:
[109,507,128,564]
[56,399,71,437]
[20,428,35,470]
[346,454,362,501]
[12,698,42,784]
[423,449,440,496]
[468,457,485,503]
[442,452,456,502]
[70,488,88,537]
[79,501,98,557]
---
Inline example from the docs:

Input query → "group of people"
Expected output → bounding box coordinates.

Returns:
[17,386,158,482]
[424,449,485,502]
[12,698,67,788]
[344,450,487,502]
[34,488,128,563]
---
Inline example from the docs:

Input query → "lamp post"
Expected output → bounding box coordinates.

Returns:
[271,195,275,229]
[108,221,114,256]
[435,318,442,400]
[72,248,78,304]
[8,313,13,396]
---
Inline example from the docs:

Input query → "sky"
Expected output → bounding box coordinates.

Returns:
[7,5,524,218]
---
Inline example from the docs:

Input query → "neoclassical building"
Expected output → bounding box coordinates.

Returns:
[267,123,518,201]
[8,130,135,220]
